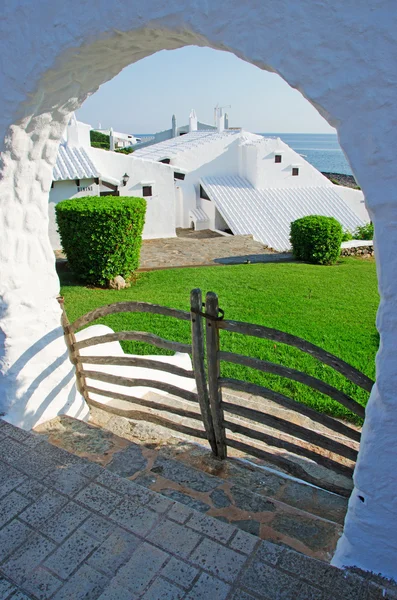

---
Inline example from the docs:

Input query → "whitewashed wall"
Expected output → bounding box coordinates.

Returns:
[335,187,370,224]
[1,0,397,579]
[49,179,99,249]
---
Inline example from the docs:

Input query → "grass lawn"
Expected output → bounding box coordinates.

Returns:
[60,257,379,424]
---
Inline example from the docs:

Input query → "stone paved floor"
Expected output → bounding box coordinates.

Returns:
[0,418,396,600]
[139,230,293,270]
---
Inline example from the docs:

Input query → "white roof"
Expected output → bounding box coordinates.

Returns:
[53,145,99,181]
[133,130,241,162]
[200,175,364,251]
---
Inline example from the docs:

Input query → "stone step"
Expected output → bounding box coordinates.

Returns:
[36,415,347,562]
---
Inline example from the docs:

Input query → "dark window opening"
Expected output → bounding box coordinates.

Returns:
[159,158,171,164]
[275,154,282,163]
[292,167,299,176]
[179,132,187,136]
[100,190,120,197]
[174,172,185,180]
[200,185,210,200]
[142,185,152,197]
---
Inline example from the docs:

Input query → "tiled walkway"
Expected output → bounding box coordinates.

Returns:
[0,418,395,600]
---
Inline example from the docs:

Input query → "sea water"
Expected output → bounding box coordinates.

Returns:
[260,133,352,175]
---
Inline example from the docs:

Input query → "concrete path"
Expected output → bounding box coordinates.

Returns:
[0,418,395,599]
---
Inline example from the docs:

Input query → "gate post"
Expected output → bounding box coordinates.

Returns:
[205,292,227,459]
[190,289,217,455]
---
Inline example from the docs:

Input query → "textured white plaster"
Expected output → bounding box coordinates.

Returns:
[0,0,396,578]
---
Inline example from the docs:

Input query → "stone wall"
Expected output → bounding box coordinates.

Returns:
[341,245,374,257]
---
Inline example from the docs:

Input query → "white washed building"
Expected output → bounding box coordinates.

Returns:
[50,112,369,251]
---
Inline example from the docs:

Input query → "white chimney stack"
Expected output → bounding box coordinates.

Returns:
[172,114,177,138]
[217,108,225,133]
[109,127,115,151]
[189,109,198,132]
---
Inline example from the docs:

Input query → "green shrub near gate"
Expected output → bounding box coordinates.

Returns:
[290,215,343,265]
[56,196,146,285]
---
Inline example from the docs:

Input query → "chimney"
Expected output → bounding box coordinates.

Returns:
[189,109,198,132]
[217,108,225,133]
[109,127,115,151]
[224,113,229,129]
[172,114,177,138]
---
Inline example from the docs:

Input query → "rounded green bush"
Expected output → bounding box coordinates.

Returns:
[56,196,146,285]
[290,215,343,265]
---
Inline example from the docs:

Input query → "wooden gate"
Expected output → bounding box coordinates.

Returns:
[59,289,373,495]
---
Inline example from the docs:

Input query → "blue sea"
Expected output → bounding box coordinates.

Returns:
[260,133,352,176]
[135,132,352,176]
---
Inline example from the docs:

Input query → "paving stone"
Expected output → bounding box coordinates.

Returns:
[45,530,99,579]
[190,537,247,583]
[21,434,45,449]
[19,490,67,529]
[133,473,158,488]
[186,572,231,600]
[75,483,123,516]
[142,577,184,599]
[229,530,259,555]
[147,519,202,559]
[152,457,219,492]
[22,566,63,600]
[40,501,90,543]
[16,479,46,501]
[51,564,109,600]
[322,571,367,600]
[0,463,27,499]
[115,542,168,594]
[0,577,16,598]
[297,581,324,599]
[230,591,258,600]
[241,559,307,599]
[186,512,236,544]
[0,519,33,562]
[255,540,285,566]
[279,549,339,586]
[271,512,338,552]
[2,532,56,585]
[13,451,59,479]
[96,469,141,496]
[9,591,32,600]
[0,438,29,464]
[210,488,231,508]
[143,490,172,514]
[232,519,260,536]
[279,480,347,524]
[97,582,136,600]
[161,489,210,513]
[106,444,148,478]
[167,502,194,524]
[161,557,199,589]
[43,464,90,496]
[109,497,159,537]
[87,528,140,576]
[0,491,31,527]
[231,485,276,513]
[80,514,115,542]
[0,421,30,442]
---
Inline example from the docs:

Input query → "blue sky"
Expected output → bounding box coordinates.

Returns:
[77,46,335,135]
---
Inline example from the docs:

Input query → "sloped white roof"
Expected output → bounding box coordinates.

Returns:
[133,130,241,162]
[53,145,100,181]
[189,207,209,223]
[200,175,364,251]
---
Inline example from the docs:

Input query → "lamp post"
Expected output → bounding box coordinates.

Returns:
[122,173,129,186]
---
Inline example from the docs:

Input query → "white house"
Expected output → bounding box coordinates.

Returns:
[50,111,369,251]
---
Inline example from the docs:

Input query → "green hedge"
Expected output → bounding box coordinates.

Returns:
[290,215,343,265]
[90,130,110,149]
[354,222,374,240]
[56,196,146,285]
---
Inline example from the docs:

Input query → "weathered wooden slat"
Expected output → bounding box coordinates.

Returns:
[219,319,374,392]
[222,401,358,461]
[81,369,198,403]
[190,289,217,455]
[58,297,89,403]
[69,301,190,332]
[74,331,192,354]
[220,377,361,442]
[226,438,352,497]
[86,396,207,440]
[219,352,365,418]
[77,355,195,379]
[206,292,227,459]
[85,385,201,420]
[224,419,354,477]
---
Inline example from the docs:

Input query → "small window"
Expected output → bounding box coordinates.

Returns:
[292,167,299,176]
[159,158,170,164]
[142,185,152,197]
[275,154,282,163]
[200,185,210,200]
[174,172,185,181]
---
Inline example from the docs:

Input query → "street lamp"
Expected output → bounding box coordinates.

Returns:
[122,173,129,186]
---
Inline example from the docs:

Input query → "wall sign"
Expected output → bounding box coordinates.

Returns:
[77,185,93,192]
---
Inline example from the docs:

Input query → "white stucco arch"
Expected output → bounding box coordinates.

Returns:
[1,0,397,579]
